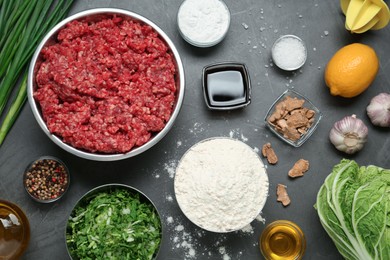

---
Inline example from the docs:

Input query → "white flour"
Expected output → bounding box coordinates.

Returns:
[219,247,231,260]
[174,138,269,232]
[164,160,177,179]
[177,0,230,45]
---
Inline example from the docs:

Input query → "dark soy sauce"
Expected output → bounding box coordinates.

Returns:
[202,63,250,110]
[207,70,246,106]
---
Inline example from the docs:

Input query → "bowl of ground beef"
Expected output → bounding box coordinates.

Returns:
[28,8,185,161]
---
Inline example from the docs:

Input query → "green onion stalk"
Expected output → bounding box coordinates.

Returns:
[0,0,75,145]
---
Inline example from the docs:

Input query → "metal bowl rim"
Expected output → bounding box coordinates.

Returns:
[65,183,163,259]
[27,8,185,161]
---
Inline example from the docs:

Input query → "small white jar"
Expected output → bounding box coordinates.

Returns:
[271,35,307,71]
[177,0,231,48]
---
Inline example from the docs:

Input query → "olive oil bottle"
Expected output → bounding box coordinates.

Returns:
[260,220,306,260]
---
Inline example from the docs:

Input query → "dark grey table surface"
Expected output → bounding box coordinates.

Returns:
[1,0,389,259]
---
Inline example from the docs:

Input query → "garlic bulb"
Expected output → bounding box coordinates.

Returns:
[366,93,390,127]
[329,115,368,154]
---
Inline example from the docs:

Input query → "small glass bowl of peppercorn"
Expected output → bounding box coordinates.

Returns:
[23,156,70,203]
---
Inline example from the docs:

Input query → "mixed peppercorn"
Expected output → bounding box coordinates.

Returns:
[24,158,69,201]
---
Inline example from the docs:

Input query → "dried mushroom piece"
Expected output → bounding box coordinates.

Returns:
[306,109,315,119]
[261,143,278,164]
[283,126,302,141]
[287,113,309,129]
[288,159,309,178]
[284,96,305,111]
[267,96,316,142]
[277,184,290,206]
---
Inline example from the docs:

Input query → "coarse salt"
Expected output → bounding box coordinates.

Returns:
[272,35,307,71]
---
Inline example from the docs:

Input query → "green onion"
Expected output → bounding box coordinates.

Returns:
[0,72,27,144]
[0,0,75,145]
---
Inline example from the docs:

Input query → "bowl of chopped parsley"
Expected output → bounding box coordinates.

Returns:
[65,184,162,259]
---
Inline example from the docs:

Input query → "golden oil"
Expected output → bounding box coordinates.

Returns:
[0,200,30,259]
[260,220,306,260]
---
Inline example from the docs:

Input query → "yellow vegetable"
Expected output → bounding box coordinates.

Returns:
[325,43,379,98]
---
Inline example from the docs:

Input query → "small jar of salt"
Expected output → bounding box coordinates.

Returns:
[271,35,307,71]
[177,0,231,48]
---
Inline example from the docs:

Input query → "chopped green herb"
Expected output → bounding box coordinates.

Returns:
[66,188,161,260]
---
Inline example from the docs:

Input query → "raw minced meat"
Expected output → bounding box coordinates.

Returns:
[34,15,177,153]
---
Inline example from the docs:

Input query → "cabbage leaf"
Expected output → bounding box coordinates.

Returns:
[315,159,390,260]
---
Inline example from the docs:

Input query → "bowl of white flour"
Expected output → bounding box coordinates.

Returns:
[177,0,230,47]
[174,137,269,233]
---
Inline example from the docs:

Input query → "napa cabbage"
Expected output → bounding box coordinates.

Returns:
[315,159,390,260]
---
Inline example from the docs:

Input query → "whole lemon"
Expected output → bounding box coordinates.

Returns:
[324,43,379,98]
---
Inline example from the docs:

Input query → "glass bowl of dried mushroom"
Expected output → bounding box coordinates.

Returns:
[264,89,322,147]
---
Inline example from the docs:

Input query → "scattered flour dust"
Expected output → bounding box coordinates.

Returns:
[219,247,231,260]
[240,224,254,234]
[164,205,265,259]
[256,213,266,224]
[238,212,266,235]
[164,159,177,179]
[167,216,174,224]
[166,194,173,202]
[228,128,248,142]
[166,216,199,259]
[189,122,206,135]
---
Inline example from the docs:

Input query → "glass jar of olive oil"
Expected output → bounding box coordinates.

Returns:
[0,200,30,259]
[260,220,306,260]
